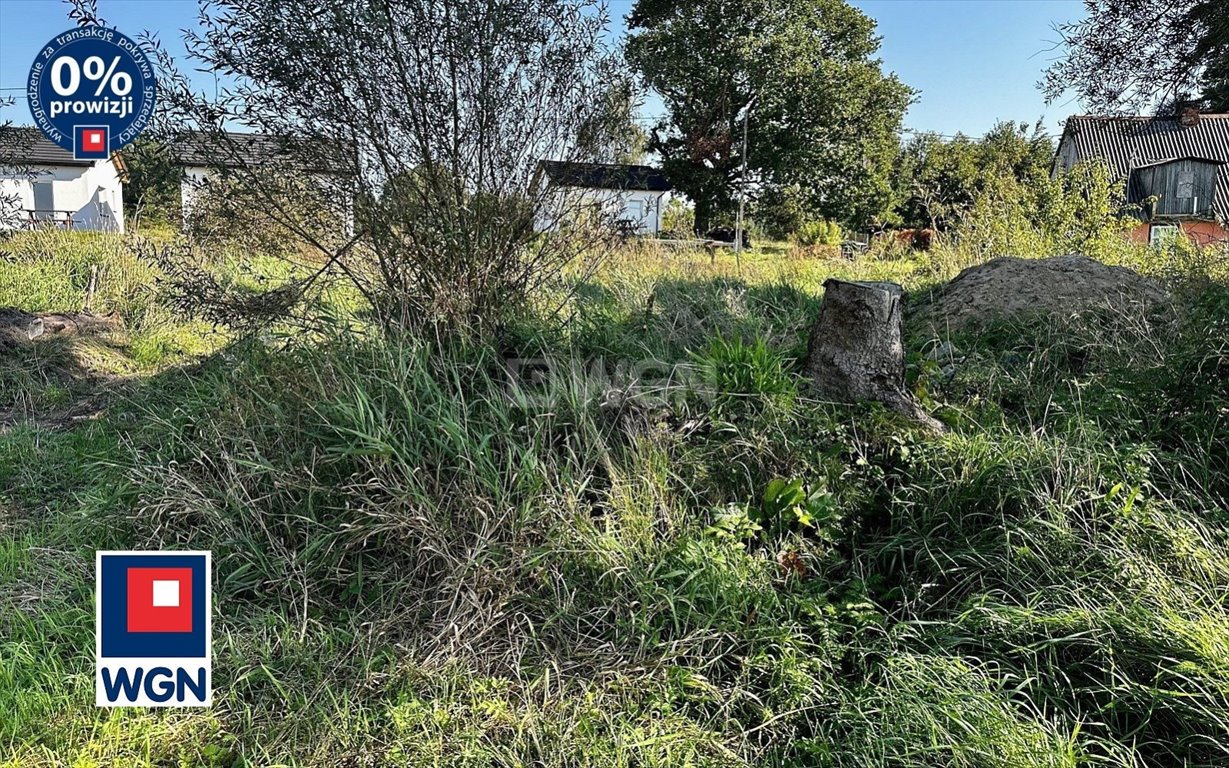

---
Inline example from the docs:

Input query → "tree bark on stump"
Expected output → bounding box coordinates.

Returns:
[806,279,944,432]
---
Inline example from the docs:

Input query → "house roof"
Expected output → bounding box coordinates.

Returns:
[170,131,351,174]
[1058,114,1229,220]
[537,160,672,192]
[0,126,108,167]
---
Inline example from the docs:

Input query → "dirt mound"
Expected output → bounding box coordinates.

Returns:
[911,254,1170,334]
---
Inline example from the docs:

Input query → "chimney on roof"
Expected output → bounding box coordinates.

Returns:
[1180,107,1201,127]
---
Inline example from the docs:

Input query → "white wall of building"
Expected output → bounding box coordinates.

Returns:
[180,166,354,235]
[0,159,124,232]
[621,189,669,234]
[535,186,671,235]
[179,165,211,222]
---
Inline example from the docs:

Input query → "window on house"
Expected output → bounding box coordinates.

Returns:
[1149,223,1180,246]
[625,199,643,219]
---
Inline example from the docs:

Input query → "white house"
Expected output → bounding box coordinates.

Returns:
[170,131,354,233]
[0,128,126,232]
[531,160,673,235]
[172,131,287,217]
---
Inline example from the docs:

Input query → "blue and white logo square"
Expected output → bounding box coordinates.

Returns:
[96,551,212,707]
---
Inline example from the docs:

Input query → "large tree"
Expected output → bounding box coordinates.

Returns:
[1044,0,1229,114]
[625,0,912,233]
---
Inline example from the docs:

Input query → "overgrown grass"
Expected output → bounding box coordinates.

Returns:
[0,229,316,416]
[1,231,1228,766]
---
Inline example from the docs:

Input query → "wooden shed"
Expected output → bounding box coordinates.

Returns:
[1054,112,1229,246]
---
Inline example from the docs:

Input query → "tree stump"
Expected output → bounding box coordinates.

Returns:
[806,279,943,431]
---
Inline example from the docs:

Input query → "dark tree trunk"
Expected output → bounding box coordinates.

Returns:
[805,279,944,431]
[693,194,715,235]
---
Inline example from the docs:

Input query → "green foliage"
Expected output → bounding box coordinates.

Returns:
[753,183,814,239]
[626,0,912,231]
[1044,0,1229,113]
[577,79,648,164]
[0,229,301,412]
[660,197,695,237]
[0,229,158,318]
[757,477,836,542]
[1125,227,1229,284]
[119,137,183,226]
[924,158,1141,275]
[1034,159,1141,259]
[693,335,797,413]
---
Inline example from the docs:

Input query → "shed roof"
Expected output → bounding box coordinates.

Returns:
[1058,114,1229,220]
[170,131,351,174]
[537,160,672,192]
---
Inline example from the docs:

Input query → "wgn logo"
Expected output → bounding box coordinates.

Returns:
[96,551,212,707]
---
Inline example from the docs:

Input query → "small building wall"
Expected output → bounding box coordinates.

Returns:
[1053,135,1080,176]
[0,160,124,232]
[179,166,211,224]
[1130,159,1219,218]
[619,188,668,234]
[179,166,355,236]
[535,186,670,235]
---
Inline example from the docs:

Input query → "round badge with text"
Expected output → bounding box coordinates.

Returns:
[27,26,157,160]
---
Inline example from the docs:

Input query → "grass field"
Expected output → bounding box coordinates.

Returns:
[1,228,1228,766]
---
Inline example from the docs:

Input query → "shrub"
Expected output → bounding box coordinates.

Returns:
[692,335,797,414]
[925,160,1140,277]
[791,219,843,247]
[152,0,630,337]
[787,219,843,260]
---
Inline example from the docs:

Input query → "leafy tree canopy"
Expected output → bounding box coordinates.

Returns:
[625,0,913,233]
[1043,0,1229,114]
[890,121,1053,231]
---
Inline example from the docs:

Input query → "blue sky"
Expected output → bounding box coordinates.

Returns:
[1,0,1086,139]
[850,0,1085,139]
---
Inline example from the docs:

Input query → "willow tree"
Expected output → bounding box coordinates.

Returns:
[140,0,631,334]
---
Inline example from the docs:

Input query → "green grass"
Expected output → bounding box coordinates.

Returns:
[0,228,330,416]
[1,231,1228,765]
